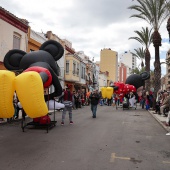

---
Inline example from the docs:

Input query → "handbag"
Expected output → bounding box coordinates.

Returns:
[63,100,72,107]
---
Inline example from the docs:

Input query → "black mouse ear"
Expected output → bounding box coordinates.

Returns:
[40,40,64,61]
[140,71,150,80]
[113,86,119,91]
[3,49,26,70]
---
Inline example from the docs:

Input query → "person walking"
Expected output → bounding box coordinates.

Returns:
[72,91,76,109]
[89,90,100,118]
[107,97,112,106]
[74,91,79,109]
[129,92,136,108]
[61,86,73,125]
[86,91,91,106]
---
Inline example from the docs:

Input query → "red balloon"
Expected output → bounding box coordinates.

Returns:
[128,85,136,92]
[124,84,130,93]
[114,82,125,94]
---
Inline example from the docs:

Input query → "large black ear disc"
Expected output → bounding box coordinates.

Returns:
[140,71,150,80]
[3,49,26,70]
[42,44,58,58]
[40,40,64,61]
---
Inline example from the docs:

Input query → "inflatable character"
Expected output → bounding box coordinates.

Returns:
[125,71,150,97]
[0,40,64,118]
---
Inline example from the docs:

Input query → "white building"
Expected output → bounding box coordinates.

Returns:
[119,51,137,71]
[99,72,108,90]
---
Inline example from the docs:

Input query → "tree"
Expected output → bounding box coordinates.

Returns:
[130,48,146,80]
[129,27,153,91]
[131,47,145,68]
[128,0,170,108]
[131,66,146,74]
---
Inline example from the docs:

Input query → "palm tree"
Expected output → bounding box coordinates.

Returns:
[129,27,153,91]
[131,47,146,87]
[131,66,146,74]
[165,0,170,40]
[131,47,145,69]
[128,0,170,107]
[149,70,155,90]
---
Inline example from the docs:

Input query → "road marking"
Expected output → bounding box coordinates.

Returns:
[163,161,170,164]
[110,153,131,162]
[122,121,131,124]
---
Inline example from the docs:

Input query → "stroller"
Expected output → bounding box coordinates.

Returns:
[122,97,137,110]
[122,97,130,110]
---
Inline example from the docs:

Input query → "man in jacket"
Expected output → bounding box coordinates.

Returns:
[89,90,100,118]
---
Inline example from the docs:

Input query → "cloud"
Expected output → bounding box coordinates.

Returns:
[1,0,170,76]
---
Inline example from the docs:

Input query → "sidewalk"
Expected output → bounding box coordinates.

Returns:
[148,110,170,133]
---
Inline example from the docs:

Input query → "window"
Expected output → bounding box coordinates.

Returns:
[81,66,83,78]
[83,67,86,79]
[73,61,76,74]
[77,63,79,76]
[81,66,85,79]
[66,60,69,73]
[13,32,21,49]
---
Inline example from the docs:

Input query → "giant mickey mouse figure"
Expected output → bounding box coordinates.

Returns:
[0,40,64,118]
[125,71,150,96]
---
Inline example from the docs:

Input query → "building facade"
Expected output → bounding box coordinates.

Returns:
[0,7,28,70]
[100,48,118,83]
[119,51,137,71]
[99,72,108,90]
[117,62,131,83]
[64,53,80,92]
[27,27,47,52]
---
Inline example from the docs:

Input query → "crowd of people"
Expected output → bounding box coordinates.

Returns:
[138,89,170,117]
[1,88,170,129]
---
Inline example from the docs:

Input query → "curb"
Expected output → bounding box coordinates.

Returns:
[148,110,169,132]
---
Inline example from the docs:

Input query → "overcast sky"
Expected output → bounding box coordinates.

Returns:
[1,0,170,75]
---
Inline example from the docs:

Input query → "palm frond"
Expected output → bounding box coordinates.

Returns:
[129,27,153,48]
[131,47,145,60]
[128,0,170,31]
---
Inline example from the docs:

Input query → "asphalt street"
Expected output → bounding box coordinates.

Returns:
[0,104,170,170]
